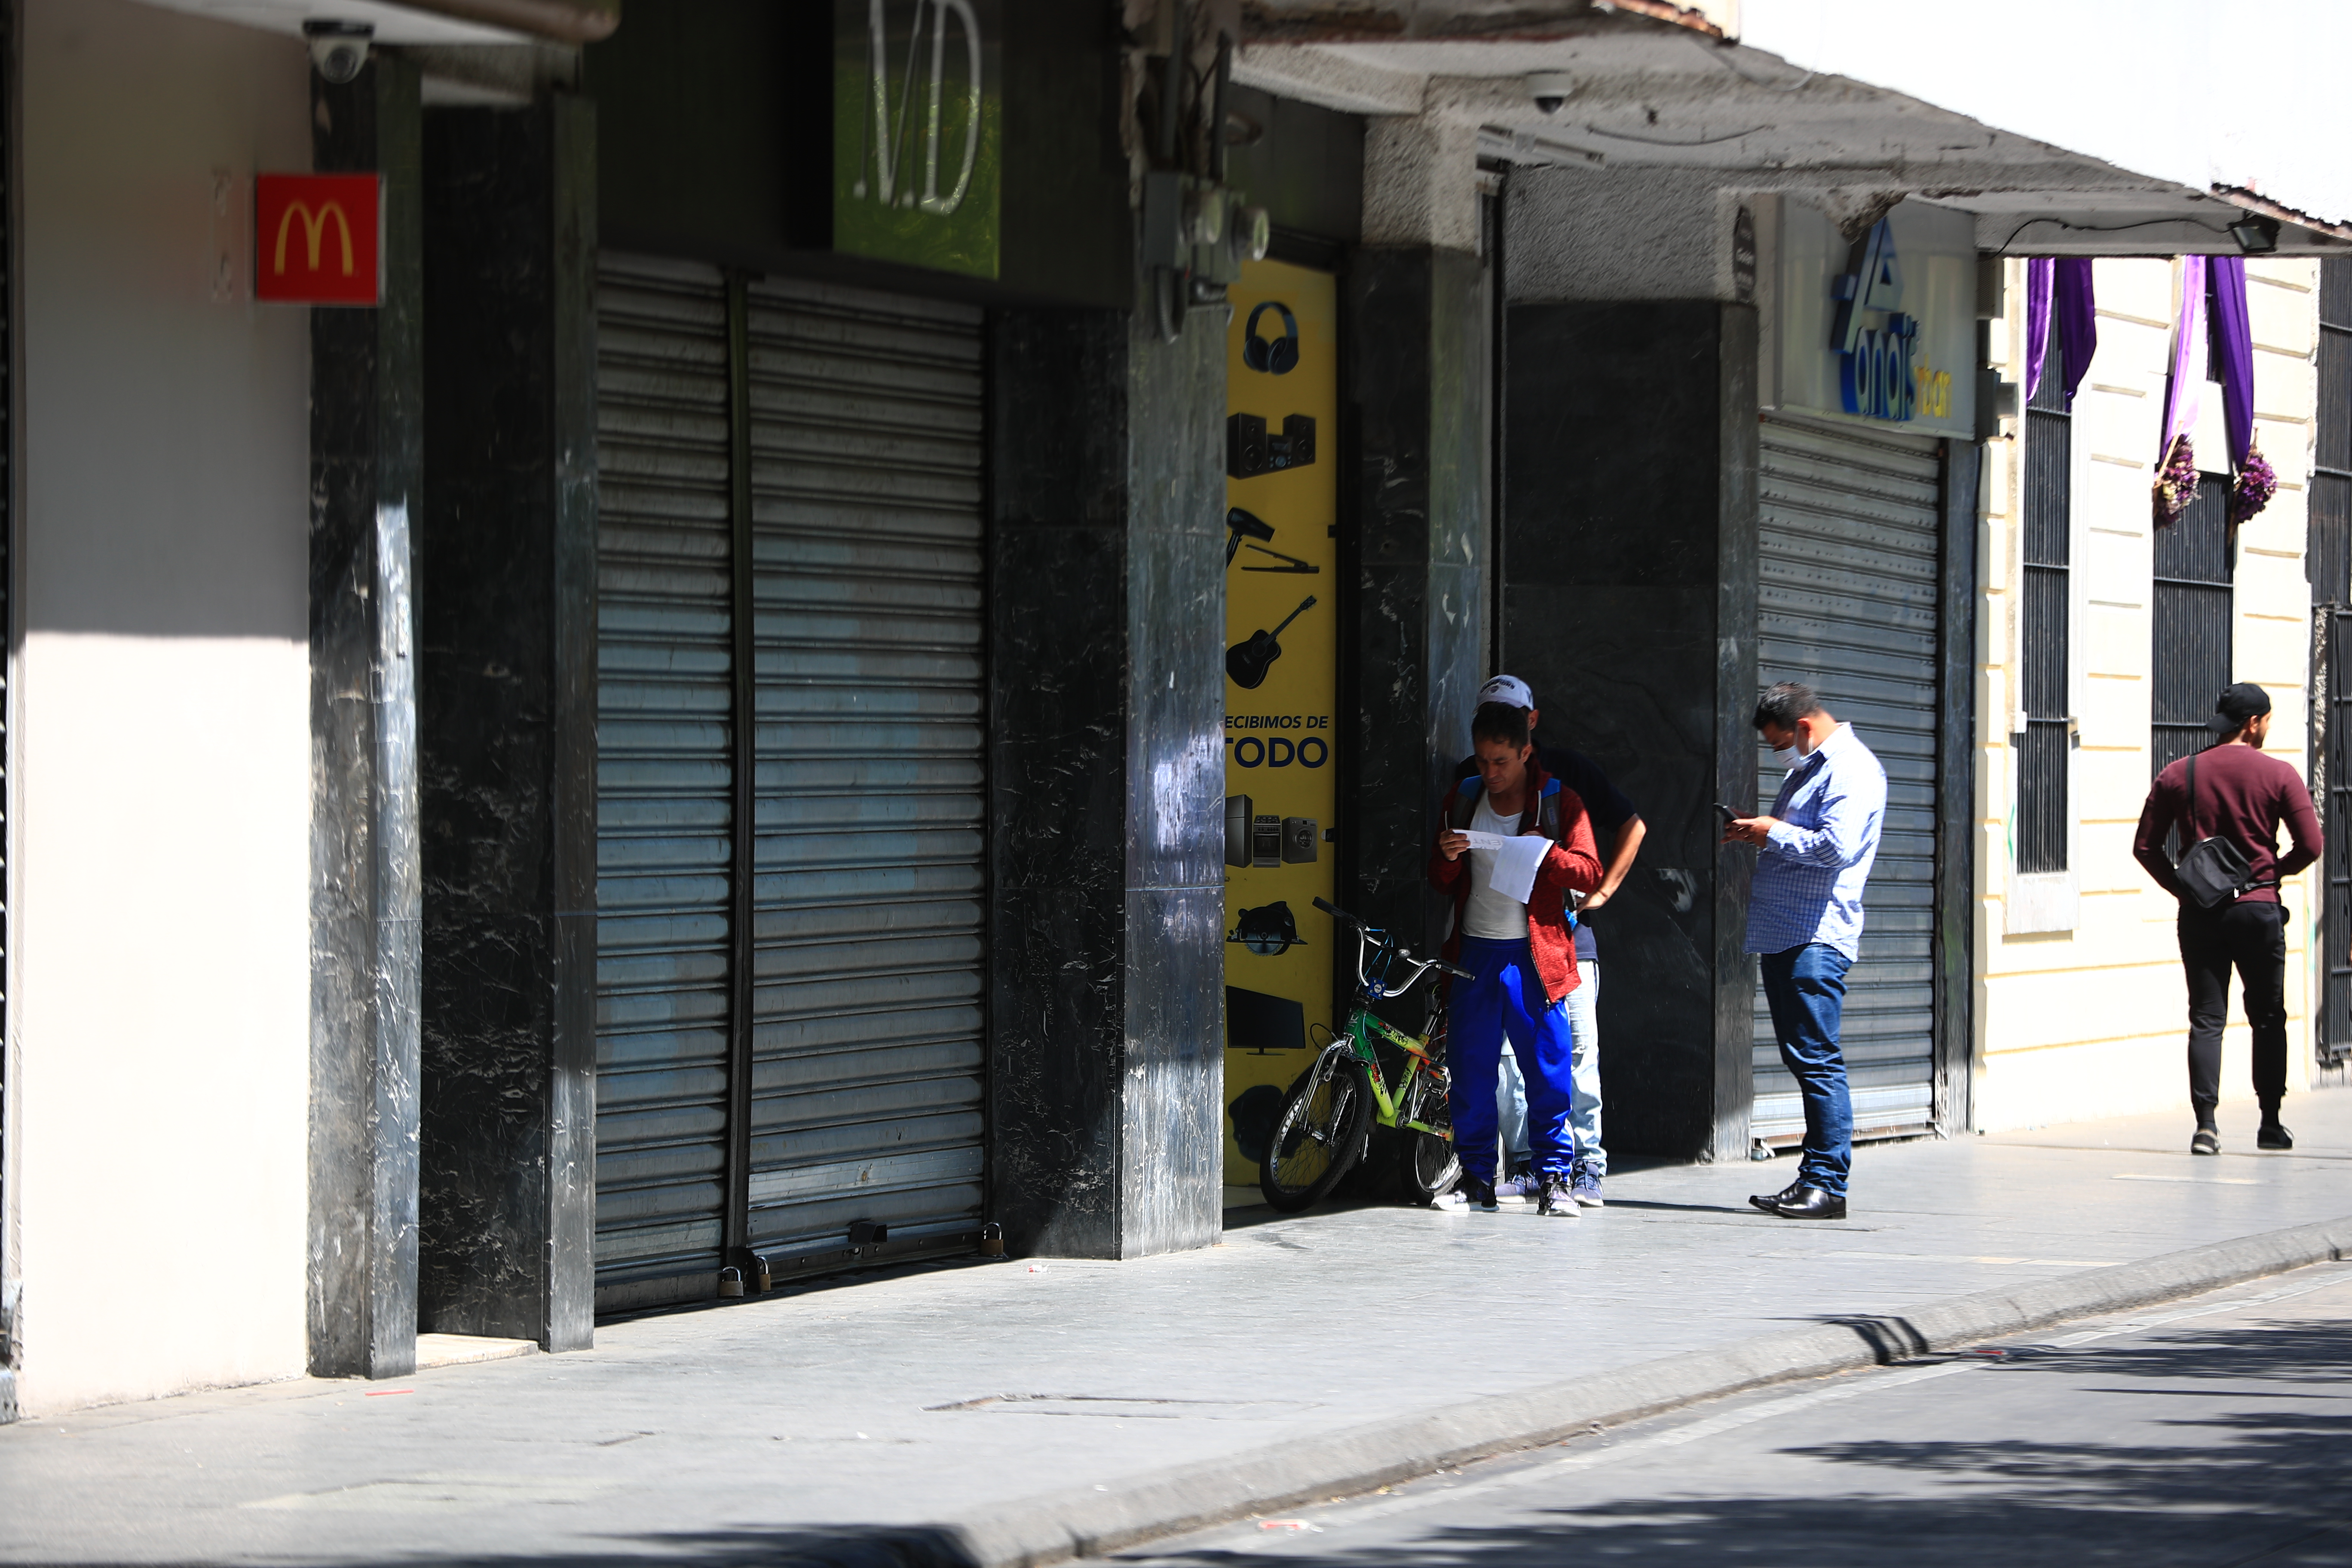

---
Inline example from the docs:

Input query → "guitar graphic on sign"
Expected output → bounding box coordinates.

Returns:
[1226,595,1316,690]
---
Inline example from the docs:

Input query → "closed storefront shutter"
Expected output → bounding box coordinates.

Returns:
[593,255,736,1292]
[591,260,988,1305]
[739,278,987,1265]
[1753,414,1942,1145]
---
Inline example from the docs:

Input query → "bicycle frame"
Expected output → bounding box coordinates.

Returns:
[1313,910,1455,1142]
[1339,1006,1451,1141]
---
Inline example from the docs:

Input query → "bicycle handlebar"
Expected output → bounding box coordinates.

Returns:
[1311,897,1471,990]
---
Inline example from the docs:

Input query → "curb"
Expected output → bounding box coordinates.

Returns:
[890,1213,2352,1568]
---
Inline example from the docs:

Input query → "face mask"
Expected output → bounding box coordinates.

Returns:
[1770,744,1800,770]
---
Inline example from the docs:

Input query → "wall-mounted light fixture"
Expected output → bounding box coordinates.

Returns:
[2229,214,2281,255]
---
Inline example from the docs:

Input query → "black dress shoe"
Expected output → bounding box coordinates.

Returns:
[1748,1182,1804,1214]
[1767,1186,1847,1220]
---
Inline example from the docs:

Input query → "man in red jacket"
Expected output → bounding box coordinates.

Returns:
[1429,699,1604,1216]
[2132,683,2321,1155]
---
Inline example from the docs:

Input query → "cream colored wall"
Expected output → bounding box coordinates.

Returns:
[11,0,312,1413]
[1975,255,2321,1131]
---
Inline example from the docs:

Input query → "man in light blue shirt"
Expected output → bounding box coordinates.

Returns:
[1724,682,1886,1221]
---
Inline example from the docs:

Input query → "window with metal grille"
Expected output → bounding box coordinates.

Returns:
[2315,260,2352,606]
[2314,258,2352,1064]
[2018,346,2071,873]
[2151,473,2235,778]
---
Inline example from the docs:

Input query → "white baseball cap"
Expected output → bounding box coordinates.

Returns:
[1477,674,1535,710]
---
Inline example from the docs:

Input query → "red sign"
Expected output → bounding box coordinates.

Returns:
[254,174,380,305]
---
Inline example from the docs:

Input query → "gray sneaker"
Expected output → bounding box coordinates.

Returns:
[1493,1172,1538,1205]
[1570,1168,1605,1207]
[1536,1176,1581,1217]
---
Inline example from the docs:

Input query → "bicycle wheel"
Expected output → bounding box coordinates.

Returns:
[1400,1069,1461,1205]
[1260,1053,1373,1212]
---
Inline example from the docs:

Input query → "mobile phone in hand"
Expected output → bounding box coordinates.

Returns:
[1714,802,1739,824]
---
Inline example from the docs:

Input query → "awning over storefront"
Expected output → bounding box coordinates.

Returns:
[132,0,616,45]
[1235,0,2352,254]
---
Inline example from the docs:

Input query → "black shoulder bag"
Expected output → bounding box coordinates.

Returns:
[2173,751,2272,909]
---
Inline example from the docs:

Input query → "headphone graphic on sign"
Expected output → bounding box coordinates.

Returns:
[1242,300,1299,375]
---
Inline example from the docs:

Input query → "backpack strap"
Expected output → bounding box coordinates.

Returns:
[1526,776,1565,842]
[1449,776,1482,831]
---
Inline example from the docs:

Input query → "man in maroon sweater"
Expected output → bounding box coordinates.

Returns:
[2132,684,2321,1155]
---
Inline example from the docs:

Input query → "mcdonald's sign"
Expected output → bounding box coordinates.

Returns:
[254,174,380,305]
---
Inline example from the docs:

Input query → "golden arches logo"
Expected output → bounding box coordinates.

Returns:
[272,200,355,277]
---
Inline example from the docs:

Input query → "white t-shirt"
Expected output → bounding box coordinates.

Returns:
[1461,790,1530,940]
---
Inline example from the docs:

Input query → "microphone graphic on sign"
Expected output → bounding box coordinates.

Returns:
[1226,595,1316,689]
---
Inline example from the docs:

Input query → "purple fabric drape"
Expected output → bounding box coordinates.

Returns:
[2024,257,2054,402]
[2160,255,2208,459]
[2208,255,2255,471]
[2055,258,2097,405]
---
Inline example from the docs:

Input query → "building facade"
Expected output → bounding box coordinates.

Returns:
[1975,255,2330,1128]
[7,0,2352,1422]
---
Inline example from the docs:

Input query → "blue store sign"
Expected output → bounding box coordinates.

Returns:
[1771,198,1974,439]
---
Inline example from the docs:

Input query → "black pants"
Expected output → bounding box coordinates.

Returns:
[2176,899,2289,1122]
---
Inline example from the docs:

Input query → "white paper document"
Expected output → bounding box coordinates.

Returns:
[1461,830,1550,905]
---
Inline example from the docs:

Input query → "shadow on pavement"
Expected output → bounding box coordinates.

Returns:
[1124,1312,2352,1567]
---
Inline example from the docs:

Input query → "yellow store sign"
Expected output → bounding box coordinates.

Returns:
[1222,260,1338,1181]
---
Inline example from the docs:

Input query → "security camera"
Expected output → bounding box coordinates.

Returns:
[1525,71,1574,116]
[304,20,373,86]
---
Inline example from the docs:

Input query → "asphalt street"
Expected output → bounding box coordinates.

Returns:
[1121,1262,2352,1568]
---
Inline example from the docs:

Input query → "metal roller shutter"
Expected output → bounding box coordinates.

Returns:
[593,255,737,1291]
[1753,414,1941,1145]
[739,278,987,1264]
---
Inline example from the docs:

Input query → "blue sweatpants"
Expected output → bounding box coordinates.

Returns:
[1450,934,1578,1185]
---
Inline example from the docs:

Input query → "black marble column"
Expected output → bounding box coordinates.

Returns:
[1341,248,1490,969]
[1502,300,1759,1162]
[309,54,425,1380]
[1932,440,1981,1135]
[416,98,599,1352]
[987,304,1225,1259]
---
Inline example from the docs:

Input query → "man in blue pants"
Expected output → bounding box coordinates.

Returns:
[1429,698,1604,1216]
[1724,681,1886,1221]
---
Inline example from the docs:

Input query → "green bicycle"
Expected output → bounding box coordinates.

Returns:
[1259,897,1470,1212]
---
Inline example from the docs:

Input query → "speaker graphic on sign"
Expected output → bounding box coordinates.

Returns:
[254,174,381,306]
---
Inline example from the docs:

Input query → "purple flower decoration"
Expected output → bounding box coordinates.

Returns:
[2153,435,2198,528]
[2230,438,2278,524]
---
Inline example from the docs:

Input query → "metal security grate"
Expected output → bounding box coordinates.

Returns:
[591,256,737,1295]
[591,262,989,1308]
[2151,475,2235,780]
[2018,347,2072,874]
[1753,415,1942,1144]
[738,278,987,1266]
[2314,259,2352,1066]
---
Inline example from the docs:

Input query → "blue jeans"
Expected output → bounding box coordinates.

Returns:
[1758,942,1853,1197]
[1451,935,1577,1185]
[1499,961,1603,1177]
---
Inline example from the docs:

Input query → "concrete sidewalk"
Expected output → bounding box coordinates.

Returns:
[4,1093,2349,1566]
